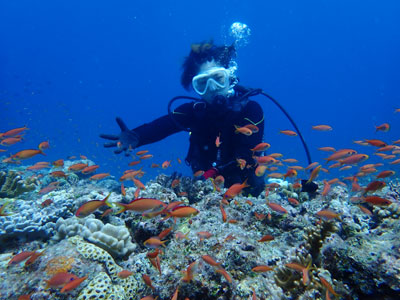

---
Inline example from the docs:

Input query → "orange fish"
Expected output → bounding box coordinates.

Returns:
[223,179,249,200]
[364,139,387,147]
[142,274,155,290]
[193,170,205,177]
[282,158,298,163]
[267,202,287,214]
[140,154,153,160]
[89,173,110,180]
[215,268,232,283]
[167,206,199,219]
[340,154,369,165]
[45,272,78,288]
[236,158,246,170]
[196,231,213,240]
[257,234,274,242]
[81,165,99,174]
[8,251,35,265]
[255,165,268,177]
[118,270,133,279]
[201,255,221,266]
[325,149,357,162]
[319,276,339,297]
[220,204,227,222]
[250,142,270,152]
[115,198,166,214]
[363,196,392,206]
[253,155,278,165]
[285,263,311,285]
[76,193,112,217]
[144,236,167,248]
[312,125,332,131]
[389,158,400,165]
[363,181,386,194]
[151,163,160,168]
[133,178,146,190]
[358,205,372,216]
[316,210,341,220]
[38,141,50,150]
[60,276,87,293]
[284,169,297,178]
[215,133,222,147]
[158,227,173,240]
[11,149,45,160]
[306,165,321,184]
[24,250,44,267]
[244,124,259,133]
[375,123,390,132]
[162,160,171,169]
[0,137,23,146]
[68,163,88,171]
[214,175,224,185]
[252,265,274,272]
[267,172,283,179]
[305,162,319,170]
[279,130,297,136]
[50,171,68,178]
[182,261,197,282]
[177,158,182,164]
[2,126,29,137]
[288,197,299,206]
[136,150,149,156]
[376,170,395,178]
[318,147,336,152]
[53,159,64,167]
[128,160,141,166]
[121,183,126,196]
[171,178,180,188]
[234,125,253,136]
[321,180,331,197]
[171,287,179,300]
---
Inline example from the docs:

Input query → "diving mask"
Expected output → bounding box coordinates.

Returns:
[192,67,230,96]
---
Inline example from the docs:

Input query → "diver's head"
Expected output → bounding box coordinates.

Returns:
[181,41,237,105]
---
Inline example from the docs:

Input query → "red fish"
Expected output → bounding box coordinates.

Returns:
[257,234,274,242]
[2,126,29,137]
[279,130,297,136]
[340,154,369,165]
[46,272,79,288]
[89,173,110,180]
[81,165,99,174]
[117,270,133,279]
[364,196,392,206]
[252,265,274,272]
[234,125,252,136]
[250,142,270,152]
[364,139,387,147]
[38,141,50,150]
[376,170,395,178]
[223,179,249,199]
[267,202,287,214]
[201,255,221,266]
[115,198,166,214]
[8,251,35,265]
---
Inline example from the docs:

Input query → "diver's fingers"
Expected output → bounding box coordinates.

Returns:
[116,117,129,132]
[100,134,119,141]
[104,142,118,148]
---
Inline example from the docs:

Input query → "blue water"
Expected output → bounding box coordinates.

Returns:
[1,0,399,182]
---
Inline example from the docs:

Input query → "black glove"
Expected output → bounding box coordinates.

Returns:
[100,117,139,155]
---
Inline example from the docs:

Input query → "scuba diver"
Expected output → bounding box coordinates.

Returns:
[100,42,316,197]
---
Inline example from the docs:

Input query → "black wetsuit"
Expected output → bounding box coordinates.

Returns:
[132,94,265,197]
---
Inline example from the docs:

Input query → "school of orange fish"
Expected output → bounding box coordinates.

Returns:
[1,112,399,299]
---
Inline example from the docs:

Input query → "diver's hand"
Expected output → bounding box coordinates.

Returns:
[100,117,139,155]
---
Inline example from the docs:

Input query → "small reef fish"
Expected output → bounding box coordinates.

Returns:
[375,123,390,132]
[81,165,99,174]
[312,125,332,131]
[316,210,341,220]
[193,170,204,177]
[76,193,112,217]
[45,272,79,288]
[136,150,149,156]
[223,179,249,200]
[144,237,167,248]
[215,133,222,147]
[201,255,221,266]
[50,171,68,178]
[267,202,287,214]
[24,250,44,267]
[60,276,87,293]
[234,125,253,136]
[257,234,274,242]
[340,154,369,165]
[325,149,357,162]
[255,165,268,177]
[288,197,299,206]
[220,204,227,223]
[2,126,29,137]
[305,162,319,170]
[182,261,197,282]
[115,198,166,214]
[376,170,395,178]
[285,263,311,285]
[237,158,246,170]
[53,159,64,167]
[279,130,297,136]
[319,276,339,297]
[128,160,141,166]
[252,265,274,272]
[68,163,88,171]
[215,268,232,283]
[282,158,298,163]
[253,155,278,165]
[244,124,259,133]
[363,181,386,194]
[89,173,110,180]
[142,274,155,290]
[140,154,153,160]
[307,165,321,184]
[166,206,199,219]
[8,251,35,265]
[158,227,173,240]
[363,196,392,206]
[11,149,45,160]
[364,139,387,147]
[38,140,50,150]
[284,169,297,178]
[250,142,270,152]
[196,231,213,240]
[162,160,171,169]
[318,147,336,152]
[1,137,23,146]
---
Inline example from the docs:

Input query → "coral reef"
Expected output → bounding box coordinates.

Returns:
[55,216,136,258]
[0,170,36,198]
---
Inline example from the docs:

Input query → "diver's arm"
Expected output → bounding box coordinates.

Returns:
[132,103,193,147]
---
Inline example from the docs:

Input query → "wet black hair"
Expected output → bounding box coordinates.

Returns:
[181,41,236,90]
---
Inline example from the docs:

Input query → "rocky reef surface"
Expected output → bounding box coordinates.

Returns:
[0,163,399,300]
